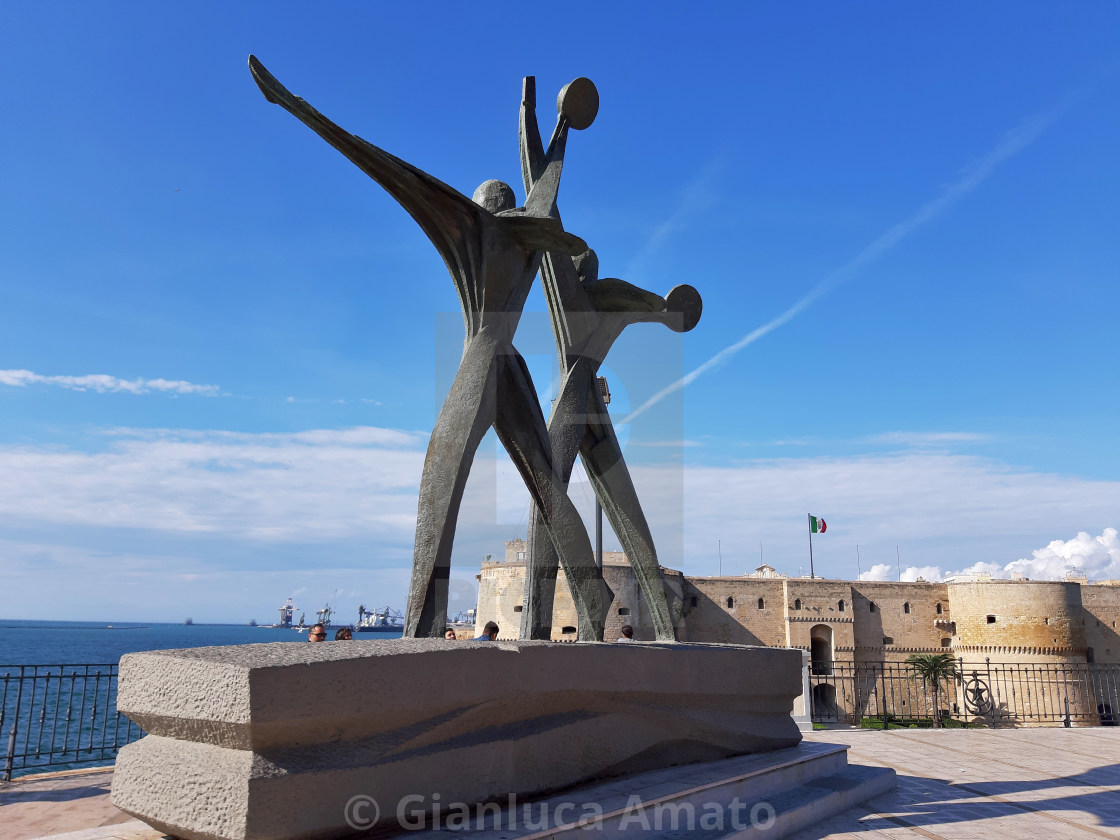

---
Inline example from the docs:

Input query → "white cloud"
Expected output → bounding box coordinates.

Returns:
[0,426,426,541]
[881,530,1120,583]
[945,561,1006,579]
[4,427,1120,620]
[1006,528,1120,581]
[860,564,893,581]
[868,431,991,447]
[0,369,220,396]
[900,565,943,582]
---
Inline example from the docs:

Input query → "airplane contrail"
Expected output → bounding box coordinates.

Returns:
[622,98,1070,425]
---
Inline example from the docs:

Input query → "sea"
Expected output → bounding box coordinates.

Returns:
[0,619,403,666]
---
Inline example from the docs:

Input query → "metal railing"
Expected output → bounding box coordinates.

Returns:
[1,664,144,781]
[808,658,1120,728]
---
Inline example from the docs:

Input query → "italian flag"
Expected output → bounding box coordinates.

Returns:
[809,515,827,534]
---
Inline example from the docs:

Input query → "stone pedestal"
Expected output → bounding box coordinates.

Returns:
[111,639,802,840]
[791,649,814,732]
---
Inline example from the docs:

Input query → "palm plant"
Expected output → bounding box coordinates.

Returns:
[905,653,960,727]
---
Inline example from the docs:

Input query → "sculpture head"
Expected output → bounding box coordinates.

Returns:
[472,180,516,213]
[665,284,703,333]
[557,78,599,130]
[574,249,599,283]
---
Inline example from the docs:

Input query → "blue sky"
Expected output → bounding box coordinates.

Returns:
[2,2,1118,623]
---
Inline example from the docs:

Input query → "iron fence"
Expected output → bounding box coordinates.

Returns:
[809,658,1120,728]
[1,664,144,781]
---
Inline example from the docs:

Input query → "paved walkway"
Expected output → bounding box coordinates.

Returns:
[2,728,1118,839]
[0,767,137,840]
[793,727,1120,839]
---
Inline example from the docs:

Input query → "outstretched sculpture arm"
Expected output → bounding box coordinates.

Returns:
[249,56,488,318]
[249,56,489,235]
[584,279,704,331]
[498,212,588,256]
[519,77,547,192]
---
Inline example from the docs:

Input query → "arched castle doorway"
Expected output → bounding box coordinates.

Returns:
[810,623,833,676]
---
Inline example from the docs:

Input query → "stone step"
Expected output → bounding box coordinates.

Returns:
[704,764,898,839]
[395,742,895,840]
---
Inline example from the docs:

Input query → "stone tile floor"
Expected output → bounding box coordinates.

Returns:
[2,728,1118,839]
[0,767,136,840]
[792,727,1120,839]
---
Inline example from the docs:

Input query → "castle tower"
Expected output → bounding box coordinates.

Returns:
[949,581,1086,665]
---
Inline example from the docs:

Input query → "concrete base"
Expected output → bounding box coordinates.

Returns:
[111,640,803,840]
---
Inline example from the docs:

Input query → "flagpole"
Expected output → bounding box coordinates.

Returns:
[807,513,815,579]
[856,544,862,580]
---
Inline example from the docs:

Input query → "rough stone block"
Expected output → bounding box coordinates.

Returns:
[111,639,802,840]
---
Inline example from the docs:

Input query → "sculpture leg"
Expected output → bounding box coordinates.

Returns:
[522,362,597,639]
[493,351,612,641]
[404,339,499,638]
[580,389,677,641]
[523,510,557,639]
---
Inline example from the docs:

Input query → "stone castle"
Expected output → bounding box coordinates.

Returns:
[477,539,1120,667]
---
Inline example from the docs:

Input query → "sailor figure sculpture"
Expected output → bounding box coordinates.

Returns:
[518,77,703,642]
[249,58,612,639]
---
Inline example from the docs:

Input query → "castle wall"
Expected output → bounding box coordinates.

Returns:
[780,580,856,670]
[474,542,1120,669]
[474,559,526,637]
[846,582,951,663]
[1082,583,1120,664]
[475,554,660,641]
[603,564,685,642]
[504,539,528,564]
[947,581,1087,664]
[680,578,789,646]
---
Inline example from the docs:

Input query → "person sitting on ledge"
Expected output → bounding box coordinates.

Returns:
[444,627,457,640]
[617,625,634,642]
[307,624,327,642]
[335,627,353,640]
[473,621,500,641]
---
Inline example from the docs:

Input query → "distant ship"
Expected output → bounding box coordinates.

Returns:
[356,605,404,633]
